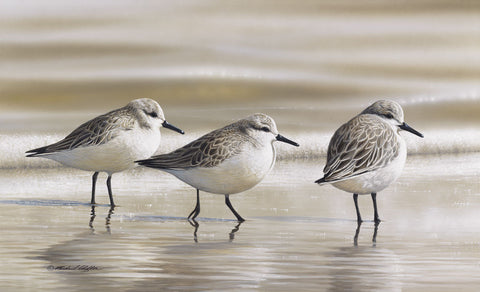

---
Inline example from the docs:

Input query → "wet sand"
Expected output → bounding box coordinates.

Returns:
[1,153,479,291]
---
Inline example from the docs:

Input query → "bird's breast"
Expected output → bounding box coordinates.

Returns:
[332,135,407,194]
[168,143,275,194]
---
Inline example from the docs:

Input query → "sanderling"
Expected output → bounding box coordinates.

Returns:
[315,100,423,223]
[136,113,299,222]
[26,98,184,206]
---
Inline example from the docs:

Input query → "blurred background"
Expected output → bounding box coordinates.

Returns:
[0,0,479,157]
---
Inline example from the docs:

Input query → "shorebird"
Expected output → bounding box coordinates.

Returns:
[136,113,299,222]
[26,98,184,206]
[315,100,423,223]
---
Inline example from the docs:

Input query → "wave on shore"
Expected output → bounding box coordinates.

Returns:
[2,129,478,170]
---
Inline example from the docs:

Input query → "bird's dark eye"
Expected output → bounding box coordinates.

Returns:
[147,111,158,118]
[143,109,158,118]
[384,113,394,119]
[261,126,270,132]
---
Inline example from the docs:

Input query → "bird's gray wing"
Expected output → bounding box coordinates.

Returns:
[137,124,248,169]
[322,115,399,182]
[26,109,135,155]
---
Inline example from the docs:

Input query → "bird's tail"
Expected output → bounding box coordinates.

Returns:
[135,158,164,168]
[25,146,49,157]
[314,177,328,185]
[135,158,150,166]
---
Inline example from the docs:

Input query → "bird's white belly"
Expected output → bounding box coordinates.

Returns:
[333,139,407,195]
[44,128,161,174]
[167,144,275,195]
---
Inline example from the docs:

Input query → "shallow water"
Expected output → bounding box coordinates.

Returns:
[1,154,480,291]
[1,0,480,291]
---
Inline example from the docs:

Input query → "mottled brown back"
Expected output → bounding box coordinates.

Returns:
[322,114,399,182]
[137,119,257,169]
[26,107,136,156]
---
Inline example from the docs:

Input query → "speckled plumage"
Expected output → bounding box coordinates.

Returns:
[137,113,299,222]
[139,117,265,169]
[26,99,161,154]
[322,114,400,183]
[316,100,423,223]
[26,98,184,206]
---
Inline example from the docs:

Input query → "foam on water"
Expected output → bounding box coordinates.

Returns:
[2,128,479,170]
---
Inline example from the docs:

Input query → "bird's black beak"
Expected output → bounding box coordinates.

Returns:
[399,122,423,138]
[162,121,185,134]
[276,134,299,147]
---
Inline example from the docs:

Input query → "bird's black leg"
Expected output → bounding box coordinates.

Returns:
[371,192,381,223]
[188,189,201,220]
[353,193,362,223]
[91,172,99,204]
[225,194,245,222]
[106,175,115,207]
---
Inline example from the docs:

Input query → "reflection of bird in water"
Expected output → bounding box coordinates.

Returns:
[229,222,242,242]
[354,221,380,247]
[327,224,402,292]
[89,205,115,234]
[188,219,243,243]
[188,219,199,242]
[40,211,161,290]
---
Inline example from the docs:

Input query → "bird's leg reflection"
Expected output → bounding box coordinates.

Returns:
[88,205,115,234]
[353,221,362,246]
[187,219,243,242]
[105,206,115,234]
[353,221,381,247]
[89,205,96,232]
[372,221,380,247]
[188,218,199,243]
[229,221,243,242]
